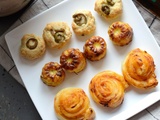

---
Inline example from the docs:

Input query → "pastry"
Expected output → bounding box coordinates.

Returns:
[60,48,86,73]
[43,22,72,49]
[20,34,46,60]
[108,21,133,46]
[83,36,107,61]
[41,62,65,87]
[72,10,96,36]
[122,48,158,89]
[54,87,95,120]
[89,70,128,108]
[94,0,122,19]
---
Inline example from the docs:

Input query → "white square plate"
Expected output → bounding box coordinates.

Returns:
[5,0,160,119]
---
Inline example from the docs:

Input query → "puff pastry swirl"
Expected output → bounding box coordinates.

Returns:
[89,70,128,108]
[122,48,158,89]
[54,87,95,120]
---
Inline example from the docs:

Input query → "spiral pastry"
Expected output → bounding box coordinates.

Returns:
[41,62,65,87]
[83,36,107,61]
[89,70,128,108]
[122,48,158,89]
[20,34,46,60]
[108,21,133,46]
[43,22,72,49]
[72,10,96,36]
[54,87,95,120]
[94,0,122,19]
[60,48,86,73]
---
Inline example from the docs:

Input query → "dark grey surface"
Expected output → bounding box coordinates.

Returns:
[0,65,41,120]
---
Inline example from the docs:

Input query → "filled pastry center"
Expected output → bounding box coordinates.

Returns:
[51,29,66,43]
[73,13,87,26]
[26,38,38,49]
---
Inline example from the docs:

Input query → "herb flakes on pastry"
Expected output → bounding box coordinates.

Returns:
[94,0,122,19]
[20,34,46,60]
[108,21,133,46]
[122,48,158,89]
[43,22,72,49]
[72,10,96,36]
[41,62,65,87]
[89,70,128,108]
[83,36,107,61]
[54,87,95,120]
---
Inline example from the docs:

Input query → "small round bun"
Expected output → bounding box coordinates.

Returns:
[122,48,158,89]
[41,62,65,87]
[20,34,46,60]
[54,87,95,120]
[108,21,133,46]
[94,0,122,19]
[89,70,128,108]
[83,36,107,61]
[72,10,96,36]
[60,48,86,73]
[43,22,72,49]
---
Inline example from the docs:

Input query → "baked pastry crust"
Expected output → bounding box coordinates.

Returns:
[60,48,86,73]
[43,22,72,49]
[108,21,133,46]
[72,10,96,36]
[20,34,46,60]
[41,62,65,86]
[54,87,95,120]
[94,0,122,19]
[89,70,128,108]
[122,48,158,89]
[83,36,107,61]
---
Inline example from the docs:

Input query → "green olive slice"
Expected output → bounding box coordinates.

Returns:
[51,29,66,43]
[107,0,115,6]
[101,4,110,15]
[73,13,87,26]
[26,38,38,50]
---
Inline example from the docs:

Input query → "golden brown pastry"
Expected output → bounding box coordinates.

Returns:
[41,62,65,87]
[122,48,158,89]
[89,70,128,108]
[60,48,86,73]
[83,36,107,61]
[72,10,96,36]
[108,21,133,46]
[94,0,122,19]
[20,34,46,60]
[43,22,72,49]
[54,87,95,120]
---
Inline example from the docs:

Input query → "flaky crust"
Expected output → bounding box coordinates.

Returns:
[72,10,96,36]
[54,87,95,120]
[83,36,107,61]
[43,22,72,49]
[20,34,46,60]
[41,62,65,86]
[108,21,133,46]
[122,48,158,89]
[60,48,86,73]
[89,70,128,108]
[94,0,122,19]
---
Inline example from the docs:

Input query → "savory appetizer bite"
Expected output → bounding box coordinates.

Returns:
[122,48,158,89]
[43,22,72,49]
[94,0,122,19]
[83,36,107,61]
[41,62,65,87]
[54,87,95,120]
[108,21,133,46]
[89,70,128,108]
[72,10,96,36]
[20,34,46,60]
[60,48,86,73]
